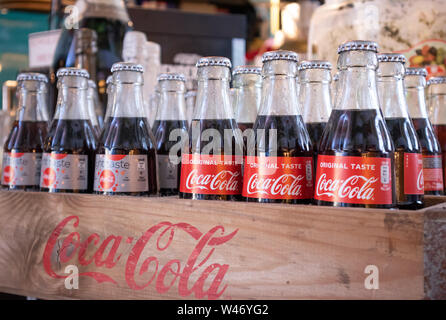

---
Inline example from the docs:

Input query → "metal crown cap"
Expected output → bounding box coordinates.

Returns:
[111,62,144,73]
[196,57,232,68]
[16,72,48,83]
[405,67,428,77]
[298,60,332,71]
[262,50,299,63]
[106,76,113,85]
[378,53,406,64]
[157,73,186,82]
[428,77,446,85]
[337,40,379,54]
[57,68,90,79]
[232,65,262,76]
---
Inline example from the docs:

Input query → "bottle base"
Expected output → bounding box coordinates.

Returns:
[314,199,397,209]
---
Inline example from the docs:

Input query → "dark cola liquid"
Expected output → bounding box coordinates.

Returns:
[238,122,254,132]
[413,118,443,195]
[386,118,423,209]
[96,117,157,196]
[433,124,446,190]
[2,121,48,190]
[153,120,188,196]
[246,115,313,204]
[316,109,396,209]
[179,118,242,201]
[238,122,254,150]
[42,119,97,193]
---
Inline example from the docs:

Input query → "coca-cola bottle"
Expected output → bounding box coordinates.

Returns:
[94,62,157,196]
[406,69,444,195]
[377,54,424,209]
[315,41,396,208]
[50,0,132,115]
[298,60,333,152]
[185,90,197,128]
[87,80,102,138]
[243,51,314,204]
[429,77,446,191]
[41,68,97,193]
[179,57,243,201]
[147,84,160,128]
[1,73,49,190]
[101,76,114,142]
[232,66,262,132]
[153,73,188,196]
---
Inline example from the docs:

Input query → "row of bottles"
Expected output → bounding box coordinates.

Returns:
[2,42,446,210]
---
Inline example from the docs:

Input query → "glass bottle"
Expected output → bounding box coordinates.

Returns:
[94,62,157,196]
[87,80,102,139]
[406,68,444,195]
[315,40,396,208]
[243,50,314,204]
[377,54,424,209]
[179,57,243,201]
[298,60,333,152]
[153,73,188,196]
[232,66,262,133]
[185,90,197,128]
[41,68,97,193]
[2,73,49,190]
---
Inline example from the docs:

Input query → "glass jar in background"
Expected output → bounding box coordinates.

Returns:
[308,0,446,78]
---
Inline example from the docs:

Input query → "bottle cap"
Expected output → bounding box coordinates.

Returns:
[232,66,262,76]
[262,50,299,63]
[298,60,332,71]
[405,67,428,77]
[16,72,48,83]
[428,77,446,85]
[377,53,406,64]
[111,62,144,73]
[57,68,90,79]
[157,73,186,82]
[196,56,232,68]
[337,40,379,54]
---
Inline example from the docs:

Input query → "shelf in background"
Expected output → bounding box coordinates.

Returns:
[0,191,444,300]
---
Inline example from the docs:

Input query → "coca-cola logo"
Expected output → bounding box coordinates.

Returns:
[43,216,238,300]
[42,167,57,187]
[99,169,116,190]
[246,173,304,196]
[316,173,377,200]
[185,169,240,192]
[2,166,14,184]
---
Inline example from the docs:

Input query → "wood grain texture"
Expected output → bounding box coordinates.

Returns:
[0,191,443,300]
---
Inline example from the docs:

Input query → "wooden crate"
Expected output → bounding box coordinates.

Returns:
[0,190,444,300]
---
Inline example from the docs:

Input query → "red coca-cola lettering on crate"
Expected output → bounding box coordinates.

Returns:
[242,156,313,200]
[180,154,243,195]
[315,155,393,205]
[404,153,424,195]
[43,216,238,300]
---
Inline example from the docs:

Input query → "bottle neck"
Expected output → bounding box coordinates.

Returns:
[75,53,97,82]
[111,71,146,118]
[429,84,446,125]
[156,80,187,121]
[336,67,380,110]
[234,82,261,123]
[406,81,428,119]
[194,66,232,120]
[55,76,89,120]
[105,84,115,121]
[16,81,49,122]
[300,69,332,123]
[378,76,409,119]
[87,87,99,127]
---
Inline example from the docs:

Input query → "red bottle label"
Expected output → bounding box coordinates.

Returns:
[404,153,424,195]
[242,156,313,200]
[179,154,243,195]
[423,155,444,192]
[315,155,393,205]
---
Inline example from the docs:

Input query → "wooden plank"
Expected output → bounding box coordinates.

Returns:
[0,190,438,300]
